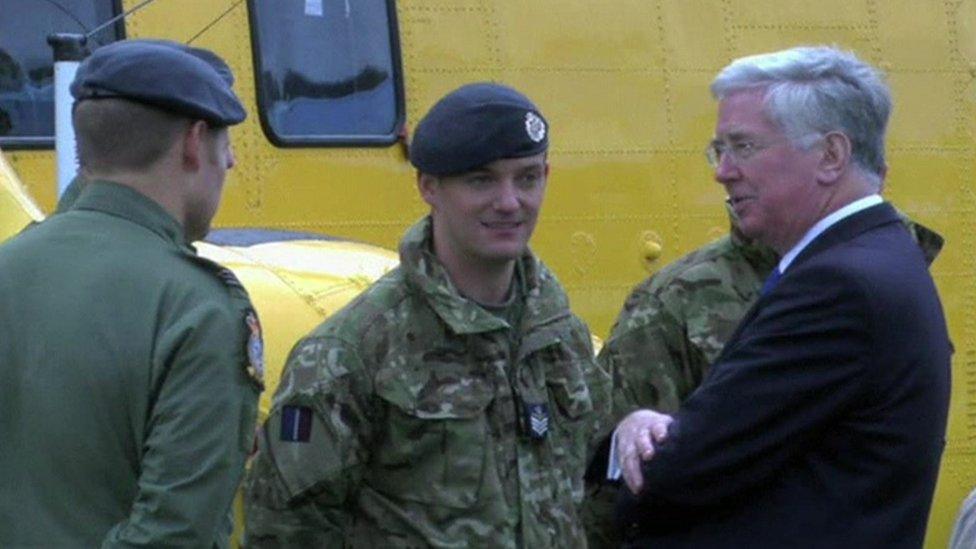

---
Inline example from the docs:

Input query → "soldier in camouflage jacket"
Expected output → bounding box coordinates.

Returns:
[244,219,608,547]
[244,83,611,548]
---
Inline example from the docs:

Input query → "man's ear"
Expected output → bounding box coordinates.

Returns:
[181,120,210,171]
[817,131,851,185]
[417,172,439,208]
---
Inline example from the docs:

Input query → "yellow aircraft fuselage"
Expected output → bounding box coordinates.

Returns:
[3,1,974,546]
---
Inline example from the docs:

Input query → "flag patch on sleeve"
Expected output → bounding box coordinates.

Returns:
[280,405,313,442]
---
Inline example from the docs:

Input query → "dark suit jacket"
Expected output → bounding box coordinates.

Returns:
[617,202,951,548]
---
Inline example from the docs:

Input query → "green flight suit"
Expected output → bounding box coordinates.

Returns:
[54,174,86,214]
[244,217,611,548]
[0,180,261,547]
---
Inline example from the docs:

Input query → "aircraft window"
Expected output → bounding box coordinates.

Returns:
[248,0,404,146]
[0,0,123,148]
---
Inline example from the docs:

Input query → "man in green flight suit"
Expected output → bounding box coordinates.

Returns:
[243,82,611,548]
[0,40,261,547]
[582,205,943,547]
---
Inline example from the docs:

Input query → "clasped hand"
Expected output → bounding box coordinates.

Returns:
[616,409,674,494]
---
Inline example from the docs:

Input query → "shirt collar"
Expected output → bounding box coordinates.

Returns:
[70,179,189,249]
[778,194,883,273]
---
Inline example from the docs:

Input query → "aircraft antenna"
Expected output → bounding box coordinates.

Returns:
[37,0,90,34]
[186,0,244,45]
[86,0,157,42]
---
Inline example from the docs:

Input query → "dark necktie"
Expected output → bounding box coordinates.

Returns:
[761,267,782,297]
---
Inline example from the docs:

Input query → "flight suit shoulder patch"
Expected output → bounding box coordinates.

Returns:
[216,266,246,291]
[244,307,265,389]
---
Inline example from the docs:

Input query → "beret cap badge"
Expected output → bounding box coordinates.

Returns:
[525,111,546,143]
[408,82,549,176]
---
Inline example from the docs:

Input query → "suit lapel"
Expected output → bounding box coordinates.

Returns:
[715,202,901,364]
[789,202,900,271]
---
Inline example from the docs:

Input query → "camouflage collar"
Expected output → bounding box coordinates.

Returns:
[399,217,570,335]
[892,207,944,266]
[727,208,779,271]
[725,203,948,269]
[730,232,779,273]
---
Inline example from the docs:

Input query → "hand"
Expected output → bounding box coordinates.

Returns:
[616,409,674,495]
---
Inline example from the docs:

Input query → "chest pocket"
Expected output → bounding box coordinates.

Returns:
[371,354,493,509]
[545,352,592,414]
[534,339,594,501]
[525,333,593,422]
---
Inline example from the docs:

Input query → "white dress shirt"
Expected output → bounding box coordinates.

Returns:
[777,194,882,275]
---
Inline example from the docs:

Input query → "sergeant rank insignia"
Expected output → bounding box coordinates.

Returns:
[244,308,265,389]
[524,402,549,440]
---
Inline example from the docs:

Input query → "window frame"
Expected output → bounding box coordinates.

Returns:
[0,0,125,150]
[246,0,406,148]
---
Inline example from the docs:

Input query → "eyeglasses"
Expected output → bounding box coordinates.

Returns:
[705,132,824,169]
[705,134,822,168]
[705,138,770,168]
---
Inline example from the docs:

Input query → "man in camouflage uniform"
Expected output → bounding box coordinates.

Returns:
[583,207,943,548]
[244,83,611,548]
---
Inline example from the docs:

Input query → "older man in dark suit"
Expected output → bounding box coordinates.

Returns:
[612,46,952,548]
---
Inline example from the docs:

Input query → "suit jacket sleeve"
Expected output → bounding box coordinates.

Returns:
[626,261,874,514]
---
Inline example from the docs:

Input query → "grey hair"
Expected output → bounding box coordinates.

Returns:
[710,46,891,183]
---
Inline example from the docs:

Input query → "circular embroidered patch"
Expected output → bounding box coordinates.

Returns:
[244,309,265,388]
[525,111,546,143]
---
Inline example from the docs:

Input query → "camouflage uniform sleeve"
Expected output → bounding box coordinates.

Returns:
[563,313,616,548]
[243,335,375,547]
[566,315,612,465]
[584,293,697,549]
[600,292,704,419]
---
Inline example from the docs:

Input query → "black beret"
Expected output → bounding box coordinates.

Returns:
[71,39,246,126]
[410,82,548,176]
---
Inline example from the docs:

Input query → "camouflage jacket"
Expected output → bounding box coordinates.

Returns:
[602,228,777,418]
[244,217,610,548]
[581,228,774,549]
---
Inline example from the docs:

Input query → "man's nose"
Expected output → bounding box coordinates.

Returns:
[494,180,520,211]
[713,153,741,184]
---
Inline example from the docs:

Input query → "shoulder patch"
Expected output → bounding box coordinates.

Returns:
[244,308,265,389]
[186,255,251,300]
[217,267,245,290]
[280,405,313,442]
